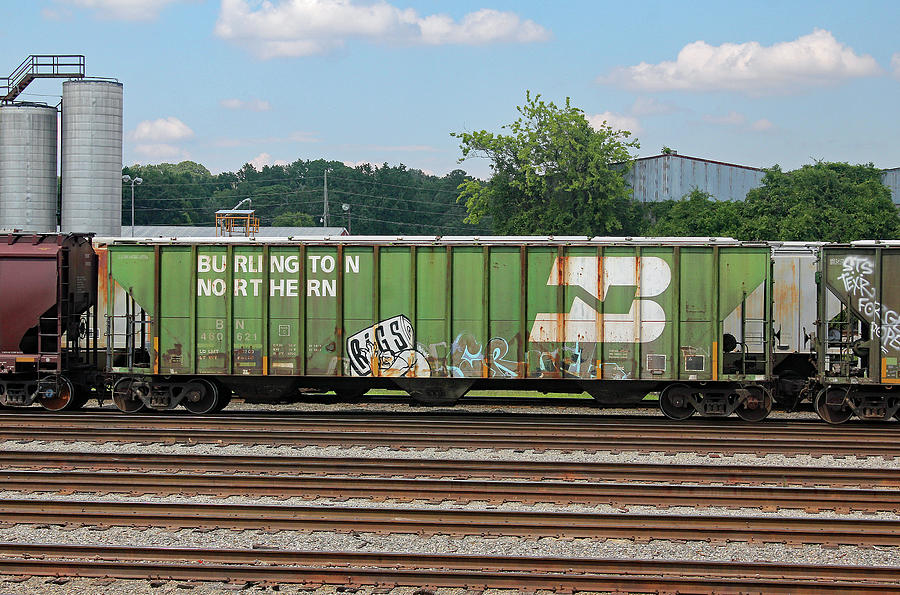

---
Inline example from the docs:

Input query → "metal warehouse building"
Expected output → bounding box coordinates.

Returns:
[625,153,900,205]
[624,154,765,203]
[883,167,900,204]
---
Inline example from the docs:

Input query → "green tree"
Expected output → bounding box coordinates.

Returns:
[649,189,741,237]
[452,92,640,235]
[271,211,315,227]
[738,162,899,241]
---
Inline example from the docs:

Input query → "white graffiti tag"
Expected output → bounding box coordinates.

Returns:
[838,256,876,300]
[838,256,900,353]
[346,315,431,377]
[529,256,670,343]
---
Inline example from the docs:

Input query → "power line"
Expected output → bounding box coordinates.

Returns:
[125,186,465,211]
[117,175,324,187]
[325,173,463,194]
[123,188,324,202]
[139,199,324,213]
[338,199,460,217]
[119,170,467,194]
[331,188,466,209]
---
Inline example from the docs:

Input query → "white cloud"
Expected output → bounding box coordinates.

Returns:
[214,0,550,59]
[893,53,900,79]
[131,117,194,142]
[133,143,191,161]
[249,152,289,170]
[344,160,378,169]
[418,9,549,45]
[630,96,680,117]
[700,111,775,132]
[221,98,272,111]
[41,7,72,20]
[587,112,642,134]
[52,0,194,21]
[702,111,746,126]
[601,29,881,93]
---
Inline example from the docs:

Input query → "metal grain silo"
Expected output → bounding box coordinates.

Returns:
[61,79,123,235]
[0,103,58,232]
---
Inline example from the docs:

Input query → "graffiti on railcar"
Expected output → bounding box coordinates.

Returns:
[836,255,900,353]
[346,315,431,377]
[448,334,519,378]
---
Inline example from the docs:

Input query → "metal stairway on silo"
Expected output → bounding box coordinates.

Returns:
[1,55,85,102]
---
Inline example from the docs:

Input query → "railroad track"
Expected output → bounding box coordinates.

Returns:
[0,412,896,456]
[2,499,899,545]
[3,469,899,513]
[0,543,896,592]
[2,450,898,487]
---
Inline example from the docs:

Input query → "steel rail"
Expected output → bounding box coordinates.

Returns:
[2,470,899,513]
[1,499,899,545]
[2,411,896,439]
[1,558,895,593]
[0,543,897,592]
[2,424,898,456]
[2,450,898,487]
[1,411,888,433]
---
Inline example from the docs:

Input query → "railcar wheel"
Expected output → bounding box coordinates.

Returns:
[38,376,78,412]
[112,378,147,413]
[182,379,219,414]
[211,385,232,412]
[815,388,853,425]
[735,386,772,422]
[659,384,695,420]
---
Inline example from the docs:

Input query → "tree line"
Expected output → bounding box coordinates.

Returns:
[121,160,487,235]
[123,93,899,241]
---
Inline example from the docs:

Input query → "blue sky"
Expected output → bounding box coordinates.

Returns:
[3,0,899,179]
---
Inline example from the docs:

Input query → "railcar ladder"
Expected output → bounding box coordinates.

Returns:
[737,290,771,376]
[37,248,69,373]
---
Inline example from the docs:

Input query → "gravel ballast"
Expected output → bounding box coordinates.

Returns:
[1,401,897,594]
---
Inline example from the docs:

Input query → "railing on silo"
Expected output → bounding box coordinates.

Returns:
[1,55,85,102]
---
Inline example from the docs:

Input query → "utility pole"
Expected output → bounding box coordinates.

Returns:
[322,169,329,227]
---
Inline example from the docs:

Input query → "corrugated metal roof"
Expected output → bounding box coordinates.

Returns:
[632,153,764,172]
[119,226,348,238]
[97,235,754,247]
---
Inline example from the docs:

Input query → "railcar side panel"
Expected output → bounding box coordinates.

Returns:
[819,246,900,384]
[105,240,771,396]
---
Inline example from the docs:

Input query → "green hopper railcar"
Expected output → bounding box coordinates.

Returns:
[814,243,900,423]
[102,237,774,419]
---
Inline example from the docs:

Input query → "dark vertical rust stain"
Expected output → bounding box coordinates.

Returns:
[335,243,343,377]
[555,245,565,378]
[634,246,642,380]
[596,245,604,379]
[519,245,527,378]
[482,245,490,378]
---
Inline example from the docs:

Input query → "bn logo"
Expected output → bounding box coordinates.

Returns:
[529,256,670,344]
